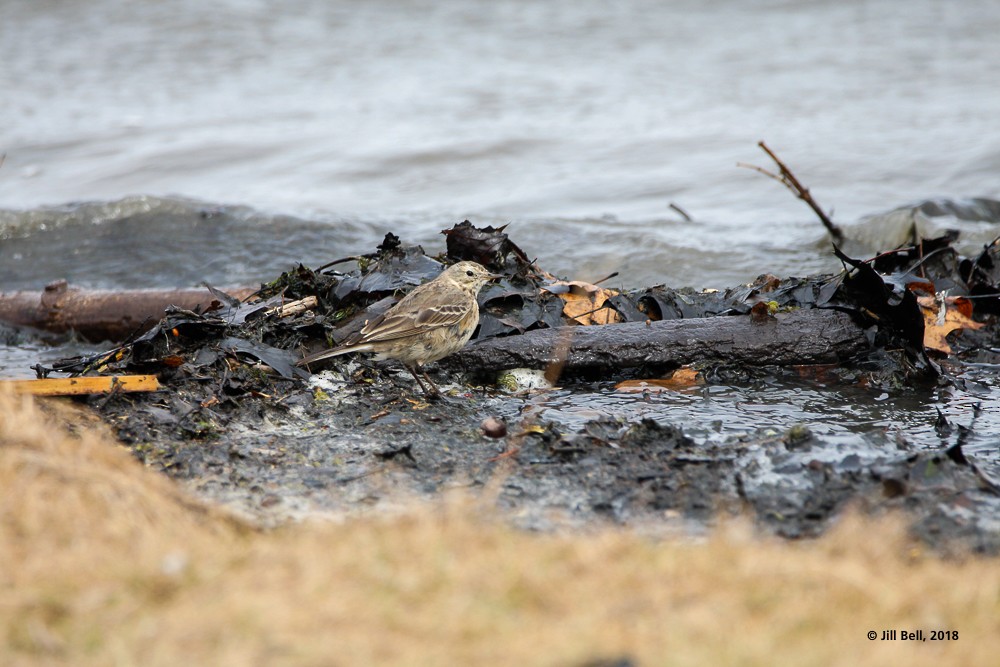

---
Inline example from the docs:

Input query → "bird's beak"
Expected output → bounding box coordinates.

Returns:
[488,272,503,281]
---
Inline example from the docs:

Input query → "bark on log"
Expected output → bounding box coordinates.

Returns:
[0,281,257,341]
[446,309,866,376]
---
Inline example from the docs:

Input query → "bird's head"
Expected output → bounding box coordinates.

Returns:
[444,261,503,293]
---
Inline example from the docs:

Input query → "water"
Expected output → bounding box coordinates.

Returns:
[2,1,1000,473]
[518,374,999,453]
[2,0,998,286]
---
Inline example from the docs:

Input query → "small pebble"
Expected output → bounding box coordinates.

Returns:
[480,416,507,438]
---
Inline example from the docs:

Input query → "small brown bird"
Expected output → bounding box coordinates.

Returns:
[296,261,500,396]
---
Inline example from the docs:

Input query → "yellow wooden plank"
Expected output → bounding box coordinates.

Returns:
[0,375,160,396]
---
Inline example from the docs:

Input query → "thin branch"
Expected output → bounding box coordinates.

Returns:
[316,255,371,272]
[668,202,692,221]
[735,162,786,186]
[739,141,844,242]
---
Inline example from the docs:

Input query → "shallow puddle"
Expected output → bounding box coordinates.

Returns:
[508,369,1000,477]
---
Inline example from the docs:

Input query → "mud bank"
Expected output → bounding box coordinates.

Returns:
[91,360,1000,554]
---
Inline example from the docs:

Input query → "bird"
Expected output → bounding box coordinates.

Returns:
[296,261,501,397]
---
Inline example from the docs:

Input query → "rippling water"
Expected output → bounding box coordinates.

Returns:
[2,0,999,288]
[2,1,1000,473]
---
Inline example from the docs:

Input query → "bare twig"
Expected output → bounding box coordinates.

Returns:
[316,255,371,272]
[668,202,692,221]
[738,141,844,242]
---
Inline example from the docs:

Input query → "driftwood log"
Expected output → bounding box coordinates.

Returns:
[447,309,867,376]
[0,281,256,341]
[1,281,869,376]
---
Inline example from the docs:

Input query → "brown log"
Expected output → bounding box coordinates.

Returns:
[0,281,257,342]
[446,309,866,377]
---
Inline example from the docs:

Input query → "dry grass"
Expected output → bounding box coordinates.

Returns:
[2,389,998,667]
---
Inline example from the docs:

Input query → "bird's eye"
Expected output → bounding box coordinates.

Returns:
[466,270,474,277]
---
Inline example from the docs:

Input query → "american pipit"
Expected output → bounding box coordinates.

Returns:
[296,261,500,396]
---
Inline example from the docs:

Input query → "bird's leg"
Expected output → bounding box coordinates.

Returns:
[406,364,440,398]
[405,364,429,393]
[420,368,443,397]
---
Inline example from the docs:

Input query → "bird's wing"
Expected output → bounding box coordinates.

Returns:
[357,302,471,343]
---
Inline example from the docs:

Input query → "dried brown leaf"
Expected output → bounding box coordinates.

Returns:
[916,295,983,354]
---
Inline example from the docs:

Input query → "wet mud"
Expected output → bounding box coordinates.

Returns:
[93,360,1000,554]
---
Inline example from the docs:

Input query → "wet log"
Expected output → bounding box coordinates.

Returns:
[447,309,866,376]
[0,281,257,341]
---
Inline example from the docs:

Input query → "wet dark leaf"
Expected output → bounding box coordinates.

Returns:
[333,246,442,301]
[474,281,565,339]
[637,287,745,320]
[220,337,308,380]
[934,409,952,437]
[830,246,929,365]
[225,294,286,326]
[945,442,969,466]
[377,232,401,254]
[870,232,959,275]
[960,237,1000,314]
[442,220,530,269]
[605,293,647,322]
[202,282,242,310]
[816,275,843,306]
[375,444,416,463]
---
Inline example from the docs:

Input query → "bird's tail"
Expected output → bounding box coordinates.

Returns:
[295,343,372,367]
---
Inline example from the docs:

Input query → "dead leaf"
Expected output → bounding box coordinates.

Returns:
[615,367,703,393]
[916,295,984,354]
[792,364,840,384]
[749,300,777,323]
[542,280,622,325]
[161,354,186,368]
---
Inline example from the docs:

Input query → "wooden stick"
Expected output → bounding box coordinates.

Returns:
[265,296,318,318]
[0,375,160,396]
[669,202,692,221]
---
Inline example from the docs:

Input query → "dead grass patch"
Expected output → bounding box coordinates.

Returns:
[1,389,997,666]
